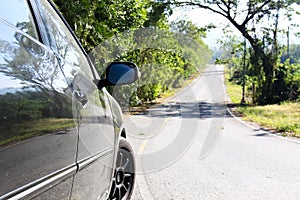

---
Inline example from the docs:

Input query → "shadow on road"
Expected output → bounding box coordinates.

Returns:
[128,100,231,172]
[252,128,280,137]
[138,101,232,119]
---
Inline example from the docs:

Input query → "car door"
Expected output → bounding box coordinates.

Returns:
[35,1,116,199]
[0,0,78,199]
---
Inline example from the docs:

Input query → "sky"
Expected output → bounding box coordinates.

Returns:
[168,4,300,48]
[169,7,235,48]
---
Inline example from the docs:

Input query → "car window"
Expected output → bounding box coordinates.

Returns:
[0,17,78,197]
[38,0,94,80]
[0,0,38,40]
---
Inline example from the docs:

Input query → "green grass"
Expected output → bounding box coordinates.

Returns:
[0,118,75,147]
[237,103,300,137]
[225,77,243,104]
[224,70,300,138]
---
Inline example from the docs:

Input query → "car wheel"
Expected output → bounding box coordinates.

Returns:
[108,138,135,200]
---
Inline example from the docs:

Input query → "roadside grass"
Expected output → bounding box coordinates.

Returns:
[224,70,300,138]
[0,118,75,147]
[237,103,300,137]
[224,76,243,104]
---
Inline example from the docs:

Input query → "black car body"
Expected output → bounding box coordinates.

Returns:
[0,0,137,199]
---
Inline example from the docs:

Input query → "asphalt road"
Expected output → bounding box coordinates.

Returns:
[125,65,300,200]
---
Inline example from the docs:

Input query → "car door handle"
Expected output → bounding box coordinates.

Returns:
[74,90,88,108]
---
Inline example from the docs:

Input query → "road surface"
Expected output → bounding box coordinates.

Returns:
[125,65,300,200]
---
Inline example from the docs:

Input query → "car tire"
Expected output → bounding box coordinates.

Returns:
[108,138,135,200]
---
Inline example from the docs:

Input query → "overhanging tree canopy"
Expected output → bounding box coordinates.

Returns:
[169,0,300,104]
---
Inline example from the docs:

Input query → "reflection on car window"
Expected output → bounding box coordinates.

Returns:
[0,21,70,111]
[0,0,38,40]
[39,0,93,79]
[0,20,76,194]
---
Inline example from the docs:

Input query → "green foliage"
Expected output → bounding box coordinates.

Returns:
[289,44,300,63]
[218,30,300,104]
[53,1,212,107]
[284,63,300,100]
[282,44,300,63]
[101,25,211,107]
[225,69,300,137]
[143,1,172,28]
[54,0,148,52]
[171,0,299,105]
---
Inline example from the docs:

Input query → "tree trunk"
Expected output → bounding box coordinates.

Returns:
[261,55,275,104]
[250,44,276,105]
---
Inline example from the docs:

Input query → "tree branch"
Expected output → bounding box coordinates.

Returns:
[242,0,272,26]
[217,1,229,16]
[169,1,228,18]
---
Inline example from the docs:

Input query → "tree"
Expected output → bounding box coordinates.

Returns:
[53,0,212,107]
[54,0,148,52]
[282,44,300,63]
[169,0,300,104]
[217,35,244,79]
[170,20,213,71]
[143,0,173,28]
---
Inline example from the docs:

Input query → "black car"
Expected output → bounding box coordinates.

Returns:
[0,0,138,199]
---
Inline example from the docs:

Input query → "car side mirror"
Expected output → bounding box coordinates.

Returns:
[97,62,139,89]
